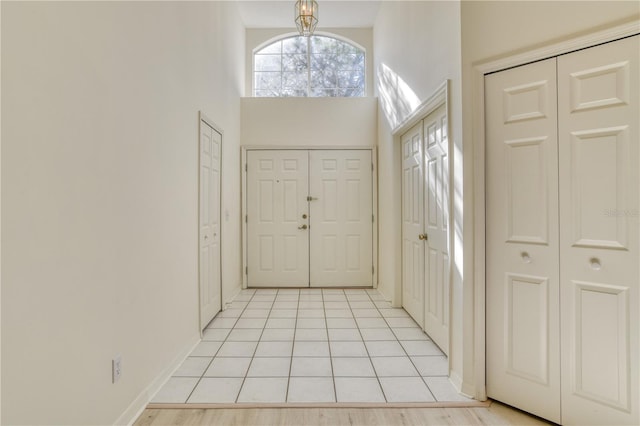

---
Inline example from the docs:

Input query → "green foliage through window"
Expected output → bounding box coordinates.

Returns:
[254,35,365,97]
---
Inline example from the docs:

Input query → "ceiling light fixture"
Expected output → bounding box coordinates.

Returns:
[295,0,318,37]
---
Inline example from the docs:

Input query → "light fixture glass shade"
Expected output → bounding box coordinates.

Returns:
[295,0,318,37]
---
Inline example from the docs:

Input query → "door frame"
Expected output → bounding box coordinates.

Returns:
[241,146,378,289]
[471,21,640,400]
[394,80,453,354]
[198,111,223,331]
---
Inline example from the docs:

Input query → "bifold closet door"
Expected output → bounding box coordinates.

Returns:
[246,150,309,287]
[485,57,562,423]
[309,150,373,287]
[199,120,222,328]
[557,35,639,426]
[487,35,639,426]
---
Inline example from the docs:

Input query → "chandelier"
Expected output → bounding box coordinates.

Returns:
[295,0,318,37]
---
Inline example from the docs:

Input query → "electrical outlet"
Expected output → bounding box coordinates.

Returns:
[112,355,122,383]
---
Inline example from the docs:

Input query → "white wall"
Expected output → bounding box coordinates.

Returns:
[245,28,374,96]
[1,2,244,424]
[373,0,465,389]
[459,0,640,398]
[241,97,377,147]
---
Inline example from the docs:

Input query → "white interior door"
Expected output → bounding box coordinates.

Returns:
[401,122,425,326]
[309,150,373,287]
[247,150,309,287]
[485,58,561,423]
[199,120,222,328]
[423,103,450,355]
[558,35,639,426]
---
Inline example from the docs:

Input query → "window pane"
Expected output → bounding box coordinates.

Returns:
[282,54,307,72]
[255,54,281,72]
[310,54,332,70]
[257,41,282,55]
[321,69,338,88]
[283,72,308,90]
[282,36,308,54]
[282,88,308,97]
[311,88,337,97]
[337,70,363,88]
[255,72,281,92]
[255,89,282,97]
[310,71,323,88]
[336,87,364,97]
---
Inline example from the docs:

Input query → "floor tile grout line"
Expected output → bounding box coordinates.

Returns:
[323,288,338,403]
[185,289,257,403]
[346,290,389,403]
[235,289,277,403]
[284,288,301,403]
[370,289,438,402]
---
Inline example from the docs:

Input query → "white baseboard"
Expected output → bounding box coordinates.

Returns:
[113,334,201,426]
[223,283,242,309]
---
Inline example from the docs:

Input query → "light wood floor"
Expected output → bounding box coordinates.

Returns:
[134,401,552,425]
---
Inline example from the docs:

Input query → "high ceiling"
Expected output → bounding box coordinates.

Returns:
[237,1,382,29]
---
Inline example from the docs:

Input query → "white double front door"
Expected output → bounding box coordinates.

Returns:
[246,149,374,288]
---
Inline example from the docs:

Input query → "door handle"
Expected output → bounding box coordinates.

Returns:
[298,224,308,230]
[418,233,428,241]
[307,196,318,202]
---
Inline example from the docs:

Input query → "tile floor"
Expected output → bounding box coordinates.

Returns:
[151,288,472,404]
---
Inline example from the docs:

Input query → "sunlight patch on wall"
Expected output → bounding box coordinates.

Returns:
[377,62,421,129]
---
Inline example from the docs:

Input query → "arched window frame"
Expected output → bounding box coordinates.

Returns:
[252,32,367,97]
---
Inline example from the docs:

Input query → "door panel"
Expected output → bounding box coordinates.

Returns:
[247,151,309,287]
[558,35,639,425]
[402,123,425,325]
[423,103,450,355]
[199,122,222,328]
[309,150,373,287]
[485,58,561,423]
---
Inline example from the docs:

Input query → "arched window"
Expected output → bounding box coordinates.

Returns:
[254,35,365,97]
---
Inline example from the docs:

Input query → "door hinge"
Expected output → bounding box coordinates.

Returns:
[372,214,375,223]
[245,266,248,275]
[372,163,374,171]
[245,215,248,223]
[372,266,375,274]
[245,163,247,172]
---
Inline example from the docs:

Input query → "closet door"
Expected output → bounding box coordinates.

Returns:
[309,150,373,287]
[485,58,561,423]
[247,150,309,287]
[199,121,222,328]
[558,35,639,426]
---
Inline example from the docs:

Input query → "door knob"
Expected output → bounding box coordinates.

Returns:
[302,214,308,219]
[418,233,428,241]
[298,224,308,230]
